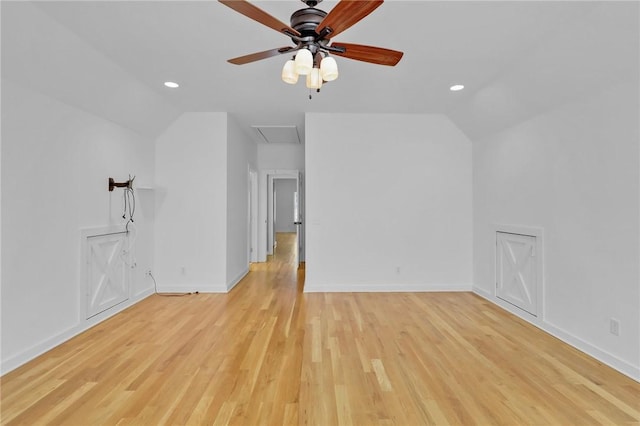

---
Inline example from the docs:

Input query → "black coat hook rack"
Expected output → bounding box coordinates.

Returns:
[108,176,134,192]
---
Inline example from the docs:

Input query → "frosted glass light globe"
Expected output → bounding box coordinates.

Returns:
[281,60,298,84]
[294,49,313,75]
[306,68,323,89]
[320,57,339,82]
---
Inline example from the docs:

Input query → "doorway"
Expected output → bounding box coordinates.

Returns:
[274,179,297,228]
[273,178,297,255]
[259,169,304,267]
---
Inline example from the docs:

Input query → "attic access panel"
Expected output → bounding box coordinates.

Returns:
[85,230,130,319]
[252,125,301,144]
[496,231,538,316]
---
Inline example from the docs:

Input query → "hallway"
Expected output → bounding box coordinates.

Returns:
[267,232,300,267]
[1,233,638,424]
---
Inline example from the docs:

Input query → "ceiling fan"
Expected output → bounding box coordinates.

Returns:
[219,0,403,89]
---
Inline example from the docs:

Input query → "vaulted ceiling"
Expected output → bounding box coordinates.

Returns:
[2,1,638,141]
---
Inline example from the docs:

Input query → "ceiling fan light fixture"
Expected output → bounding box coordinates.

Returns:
[294,49,313,75]
[320,56,339,82]
[221,0,405,95]
[306,67,323,90]
[281,60,299,84]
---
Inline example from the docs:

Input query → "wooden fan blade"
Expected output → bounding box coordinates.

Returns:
[228,47,295,65]
[317,0,383,39]
[331,42,403,66]
[219,0,300,37]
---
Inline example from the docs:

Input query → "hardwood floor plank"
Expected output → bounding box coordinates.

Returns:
[0,378,67,424]
[2,232,639,425]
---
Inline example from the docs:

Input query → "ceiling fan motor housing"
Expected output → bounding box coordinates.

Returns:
[290,8,327,36]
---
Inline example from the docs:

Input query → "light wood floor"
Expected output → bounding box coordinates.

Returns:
[1,233,639,425]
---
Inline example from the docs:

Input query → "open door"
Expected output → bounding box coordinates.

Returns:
[248,168,258,263]
[295,171,305,268]
[272,185,277,251]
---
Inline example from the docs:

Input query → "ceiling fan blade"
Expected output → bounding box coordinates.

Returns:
[331,42,403,66]
[228,47,296,65]
[317,0,384,39]
[219,0,300,37]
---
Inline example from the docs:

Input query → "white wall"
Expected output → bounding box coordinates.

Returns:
[226,116,257,289]
[305,113,473,292]
[275,179,297,233]
[1,79,155,373]
[257,144,304,170]
[154,113,227,292]
[154,113,256,292]
[473,82,640,380]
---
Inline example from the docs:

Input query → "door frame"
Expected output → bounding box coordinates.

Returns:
[258,169,300,262]
[296,170,305,266]
[268,175,298,256]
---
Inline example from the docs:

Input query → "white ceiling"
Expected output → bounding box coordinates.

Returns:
[2,1,638,140]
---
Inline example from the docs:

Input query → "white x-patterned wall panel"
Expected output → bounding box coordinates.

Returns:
[496,231,538,316]
[84,229,130,319]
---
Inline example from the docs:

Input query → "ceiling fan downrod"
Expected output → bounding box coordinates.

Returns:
[288,7,344,56]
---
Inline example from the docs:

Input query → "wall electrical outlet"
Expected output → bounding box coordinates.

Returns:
[609,318,620,336]
[145,269,152,276]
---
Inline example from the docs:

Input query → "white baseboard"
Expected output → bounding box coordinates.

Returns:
[0,289,154,375]
[472,285,492,299]
[156,269,249,294]
[472,285,541,324]
[134,287,155,299]
[227,268,249,292]
[304,282,473,293]
[156,283,227,294]
[542,321,640,382]
[472,286,640,382]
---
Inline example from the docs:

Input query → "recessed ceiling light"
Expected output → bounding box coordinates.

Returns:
[450,84,465,91]
[164,81,179,88]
